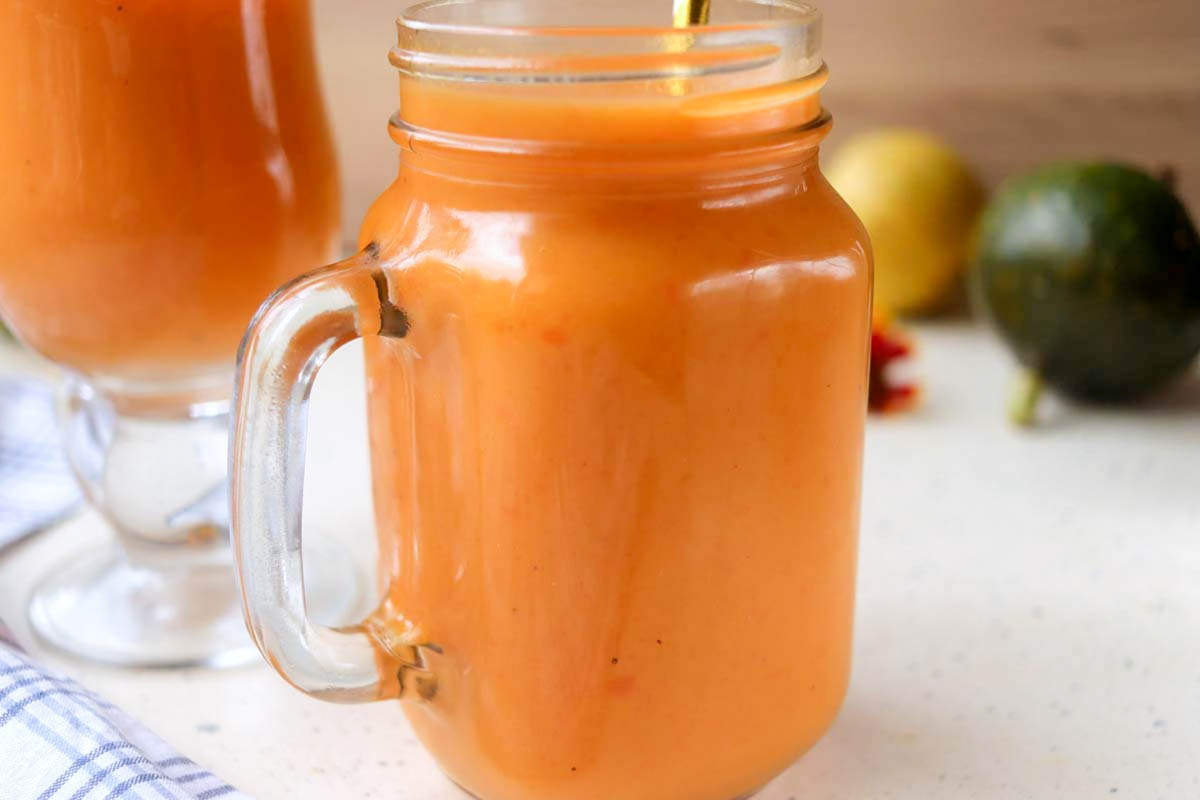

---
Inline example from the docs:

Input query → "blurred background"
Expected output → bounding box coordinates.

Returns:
[0,3,1196,796]
[313,0,1200,233]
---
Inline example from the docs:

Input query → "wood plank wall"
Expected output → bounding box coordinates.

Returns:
[313,0,1200,232]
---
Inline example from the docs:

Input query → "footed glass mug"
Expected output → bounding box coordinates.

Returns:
[0,0,340,666]
[233,1,870,798]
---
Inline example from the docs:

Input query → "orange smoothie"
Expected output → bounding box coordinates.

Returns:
[357,72,871,800]
[0,0,339,383]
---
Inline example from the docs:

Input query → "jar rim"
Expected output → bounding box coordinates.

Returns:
[399,0,820,38]
[392,0,822,87]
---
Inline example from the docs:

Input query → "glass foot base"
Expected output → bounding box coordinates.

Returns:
[27,537,364,671]
[27,540,365,669]
[27,545,257,668]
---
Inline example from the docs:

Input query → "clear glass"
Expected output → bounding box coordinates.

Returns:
[233,1,870,798]
[0,0,342,667]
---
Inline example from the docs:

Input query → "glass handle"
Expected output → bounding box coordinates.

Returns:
[231,247,415,702]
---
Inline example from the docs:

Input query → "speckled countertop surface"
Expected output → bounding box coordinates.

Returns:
[2,322,1198,799]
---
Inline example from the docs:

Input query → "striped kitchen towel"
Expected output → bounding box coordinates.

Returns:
[0,623,249,800]
[0,377,80,551]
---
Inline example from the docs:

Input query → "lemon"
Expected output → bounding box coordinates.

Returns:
[827,130,985,315]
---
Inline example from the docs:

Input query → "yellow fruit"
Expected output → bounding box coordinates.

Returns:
[871,296,893,329]
[826,130,985,315]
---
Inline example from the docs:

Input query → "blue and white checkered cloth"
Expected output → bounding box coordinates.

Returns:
[0,623,249,800]
[0,378,80,551]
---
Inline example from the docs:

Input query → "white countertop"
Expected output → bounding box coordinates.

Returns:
[2,322,1198,799]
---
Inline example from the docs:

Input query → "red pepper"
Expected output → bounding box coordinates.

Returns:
[868,324,918,413]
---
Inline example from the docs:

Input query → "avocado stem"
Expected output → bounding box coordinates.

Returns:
[1009,369,1044,427]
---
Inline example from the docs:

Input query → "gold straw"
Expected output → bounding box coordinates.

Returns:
[667,0,710,95]
[673,0,712,27]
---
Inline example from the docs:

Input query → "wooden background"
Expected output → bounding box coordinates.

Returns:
[312,0,1200,231]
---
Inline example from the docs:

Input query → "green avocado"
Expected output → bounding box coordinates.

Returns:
[969,162,1200,420]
